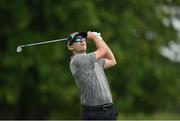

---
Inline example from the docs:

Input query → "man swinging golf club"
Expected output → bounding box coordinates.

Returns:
[67,31,118,120]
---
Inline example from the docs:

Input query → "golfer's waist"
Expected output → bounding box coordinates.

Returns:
[82,103,114,111]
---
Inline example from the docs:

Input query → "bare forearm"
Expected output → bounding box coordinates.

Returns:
[94,37,108,53]
[105,46,116,62]
[93,36,108,59]
[94,36,116,65]
[87,31,108,60]
[87,31,116,63]
[103,41,117,68]
[98,36,115,61]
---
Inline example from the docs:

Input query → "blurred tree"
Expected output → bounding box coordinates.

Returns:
[0,0,180,119]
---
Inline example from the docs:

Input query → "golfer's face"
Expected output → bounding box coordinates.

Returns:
[73,39,87,52]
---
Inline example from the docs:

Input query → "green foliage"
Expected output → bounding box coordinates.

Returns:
[0,0,180,119]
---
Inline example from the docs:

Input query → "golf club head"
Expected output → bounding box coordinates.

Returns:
[17,46,22,52]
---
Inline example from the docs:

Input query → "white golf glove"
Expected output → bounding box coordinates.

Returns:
[92,32,102,40]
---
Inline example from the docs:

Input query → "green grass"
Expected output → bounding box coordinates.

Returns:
[118,113,180,120]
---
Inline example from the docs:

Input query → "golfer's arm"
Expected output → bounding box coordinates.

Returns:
[103,45,117,69]
[93,37,108,61]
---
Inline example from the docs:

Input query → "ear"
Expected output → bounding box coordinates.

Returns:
[68,45,74,51]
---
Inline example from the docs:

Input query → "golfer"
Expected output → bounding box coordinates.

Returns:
[67,31,118,120]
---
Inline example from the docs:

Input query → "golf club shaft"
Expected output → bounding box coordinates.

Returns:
[22,38,67,47]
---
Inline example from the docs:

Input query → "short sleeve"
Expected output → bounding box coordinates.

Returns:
[72,52,96,68]
[97,58,105,67]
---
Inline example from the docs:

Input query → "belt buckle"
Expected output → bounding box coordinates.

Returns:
[103,104,110,111]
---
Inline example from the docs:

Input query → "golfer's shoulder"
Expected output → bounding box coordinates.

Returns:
[74,53,95,59]
[71,53,96,65]
[71,54,83,65]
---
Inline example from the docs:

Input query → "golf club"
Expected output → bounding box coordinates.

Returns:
[16,38,67,53]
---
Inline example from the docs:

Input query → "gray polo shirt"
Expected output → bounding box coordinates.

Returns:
[70,52,113,106]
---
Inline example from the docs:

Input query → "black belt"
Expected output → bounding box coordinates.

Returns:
[82,103,113,111]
